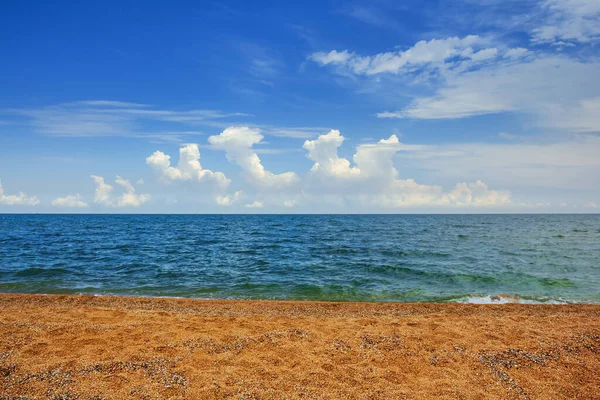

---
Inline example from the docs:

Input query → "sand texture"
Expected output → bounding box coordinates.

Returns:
[0,294,599,399]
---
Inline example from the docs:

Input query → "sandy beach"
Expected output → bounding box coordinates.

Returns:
[0,294,598,399]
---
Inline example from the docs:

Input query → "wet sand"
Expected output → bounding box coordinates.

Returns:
[0,294,599,399]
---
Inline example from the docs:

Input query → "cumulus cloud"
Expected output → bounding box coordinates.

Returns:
[146,144,229,188]
[140,127,592,211]
[445,181,511,207]
[373,179,510,208]
[302,130,511,208]
[208,126,299,189]
[304,130,425,181]
[245,200,264,208]
[283,200,296,208]
[52,194,88,208]
[216,190,243,206]
[91,175,150,207]
[0,180,39,206]
[303,130,361,179]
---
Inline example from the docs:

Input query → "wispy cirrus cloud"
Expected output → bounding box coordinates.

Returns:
[4,101,250,139]
[308,35,514,77]
[338,4,408,33]
[376,56,600,132]
[532,0,600,45]
[260,125,331,139]
[4,100,330,141]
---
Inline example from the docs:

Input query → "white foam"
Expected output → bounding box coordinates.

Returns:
[454,294,569,305]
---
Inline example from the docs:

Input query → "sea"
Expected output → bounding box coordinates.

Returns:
[0,214,599,304]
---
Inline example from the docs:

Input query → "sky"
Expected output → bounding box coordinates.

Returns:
[0,0,599,213]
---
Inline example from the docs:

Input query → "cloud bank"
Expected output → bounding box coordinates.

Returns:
[144,128,513,210]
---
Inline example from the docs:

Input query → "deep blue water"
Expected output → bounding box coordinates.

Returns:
[0,214,599,303]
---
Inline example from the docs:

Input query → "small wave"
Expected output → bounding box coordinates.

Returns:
[326,247,358,255]
[452,294,569,304]
[367,265,499,285]
[232,249,258,255]
[14,267,71,277]
[538,277,575,287]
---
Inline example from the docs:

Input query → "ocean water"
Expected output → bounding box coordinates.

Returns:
[0,214,599,303]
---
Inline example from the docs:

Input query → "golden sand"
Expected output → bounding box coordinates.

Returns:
[0,294,599,399]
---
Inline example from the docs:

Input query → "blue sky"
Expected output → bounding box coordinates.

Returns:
[1,0,599,212]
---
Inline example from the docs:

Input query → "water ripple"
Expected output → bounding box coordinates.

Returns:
[0,214,599,303]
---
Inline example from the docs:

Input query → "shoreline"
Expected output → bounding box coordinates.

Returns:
[1,293,599,398]
[0,291,590,305]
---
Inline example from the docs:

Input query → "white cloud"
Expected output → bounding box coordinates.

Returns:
[543,97,600,133]
[340,5,405,32]
[309,35,504,76]
[373,179,510,208]
[261,125,331,139]
[0,180,39,206]
[67,100,151,108]
[216,190,243,206]
[532,0,600,45]
[91,175,150,207]
[309,50,353,65]
[467,47,499,62]
[91,175,112,206]
[245,200,264,208]
[377,56,600,132]
[52,194,88,208]
[398,134,600,190]
[146,144,230,188]
[6,101,248,139]
[303,130,426,182]
[303,130,361,179]
[584,201,598,209]
[309,23,598,134]
[446,181,511,206]
[504,47,529,58]
[208,126,299,189]
[302,130,511,208]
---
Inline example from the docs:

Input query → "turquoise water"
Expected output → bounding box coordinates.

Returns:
[0,214,599,303]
